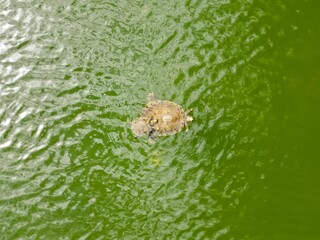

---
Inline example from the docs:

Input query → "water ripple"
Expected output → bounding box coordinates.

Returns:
[0,0,283,238]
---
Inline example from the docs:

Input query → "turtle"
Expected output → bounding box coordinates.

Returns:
[131,93,193,142]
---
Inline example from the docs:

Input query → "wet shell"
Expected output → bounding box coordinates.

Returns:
[131,93,193,140]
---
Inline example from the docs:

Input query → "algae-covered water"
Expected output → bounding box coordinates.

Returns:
[1,0,320,239]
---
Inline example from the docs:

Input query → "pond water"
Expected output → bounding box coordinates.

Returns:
[1,0,320,239]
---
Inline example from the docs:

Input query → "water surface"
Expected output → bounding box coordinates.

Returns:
[0,0,320,239]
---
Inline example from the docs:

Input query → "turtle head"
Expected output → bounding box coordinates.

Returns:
[131,118,151,137]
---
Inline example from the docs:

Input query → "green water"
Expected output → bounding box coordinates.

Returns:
[1,0,320,239]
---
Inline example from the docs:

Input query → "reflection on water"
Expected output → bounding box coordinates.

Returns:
[1,0,320,239]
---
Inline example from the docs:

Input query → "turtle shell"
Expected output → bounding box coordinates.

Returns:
[142,100,189,136]
[131,94,193,139]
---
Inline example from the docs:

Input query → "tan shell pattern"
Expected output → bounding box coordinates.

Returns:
[131,94,193,139]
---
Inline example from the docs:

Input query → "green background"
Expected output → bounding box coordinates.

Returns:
[0,0,319,239]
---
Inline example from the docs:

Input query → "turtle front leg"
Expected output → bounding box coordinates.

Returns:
[147,92,156,103]
[184,109,193,131]
[186,108,193,114]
